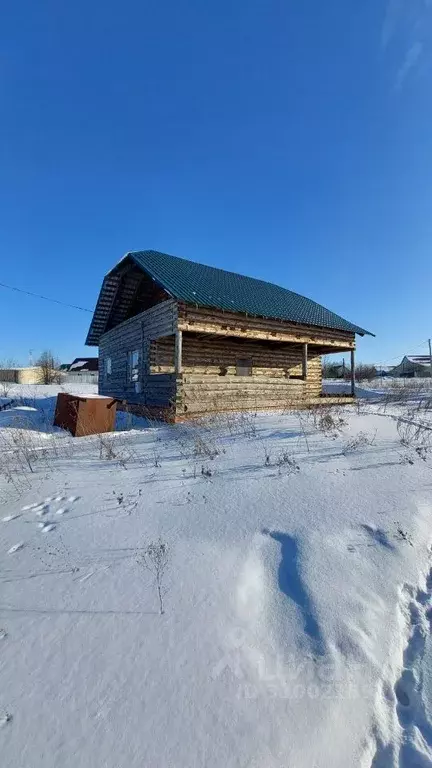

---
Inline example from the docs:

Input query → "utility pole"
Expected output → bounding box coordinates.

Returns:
[429,339,432,380]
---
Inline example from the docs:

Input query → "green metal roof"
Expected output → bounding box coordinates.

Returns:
[127,250,372,336]
[86,249,373,345]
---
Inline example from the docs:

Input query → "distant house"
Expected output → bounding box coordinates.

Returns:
[68,357,99,373]
[0,367,44,385]
[61,357,99,384]
[375,366,393,377]
[86,249,373,420]
[391,356,432,378]
[322,362,346,379]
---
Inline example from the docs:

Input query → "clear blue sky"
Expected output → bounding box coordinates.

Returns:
[1,0,431,367]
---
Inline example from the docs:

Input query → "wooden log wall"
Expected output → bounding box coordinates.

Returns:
[150,332,324,415]
[173,387,354,418]
[177,304,356,350]
[175,373,328,415]
[150,333,321,380]
[98,299,177,405]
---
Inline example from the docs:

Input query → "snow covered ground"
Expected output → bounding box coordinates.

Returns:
[1,384,432,767]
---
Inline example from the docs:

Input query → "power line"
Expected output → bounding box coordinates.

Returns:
[0,279,428,369]
[0,281,93,313]
[378,340,429,366]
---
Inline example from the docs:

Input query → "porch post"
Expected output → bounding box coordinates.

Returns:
[302,343,308,379]
[350,348,355,396]
[175,330,183,374]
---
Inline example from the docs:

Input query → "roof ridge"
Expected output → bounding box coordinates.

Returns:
[127,249,353,317]
[86,248,373,345]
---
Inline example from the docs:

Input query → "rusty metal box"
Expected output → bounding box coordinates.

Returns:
[53,393,117,437]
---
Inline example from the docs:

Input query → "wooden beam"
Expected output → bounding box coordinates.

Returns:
[174,330,183,374]
[302,343,308,379]
[350,348,355,396]
[177,320,355,349]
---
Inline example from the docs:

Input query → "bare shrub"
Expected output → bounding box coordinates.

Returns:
[96,432,139,469]
[0,382,11,398]
[206,410,257,439]
[397,412,432,447]
[394,522,414,547]
[296,411,311,452]
[343,430,377,453]
[35,530,79,575]
[308,406,347,437]
[98,433,117,461]
[0,415,74,502]
[0,357,17,368]
[152,446,162,468]
[378,380,432,413]
[193,433,220,460]
[137,538,170,614]
[259,442,299,474]
[395,408,432,464]
[276,450,300,475]
[110,489,141,515]
[36,350,61,384]
[355,364,377,382]
[171,422,224,479]
[261,442,272,467]
[237,411,258,438]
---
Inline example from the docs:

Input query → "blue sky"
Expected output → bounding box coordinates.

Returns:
[1,0,431,367]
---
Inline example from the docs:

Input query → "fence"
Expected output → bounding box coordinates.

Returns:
[61,372,99,385]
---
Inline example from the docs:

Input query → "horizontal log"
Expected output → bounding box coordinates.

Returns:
[177,321,353,348]
[151,337,322,359]
[178,304,355,348]
[176,399,355,415]
[151,369,322,381]
[180,374,308,384]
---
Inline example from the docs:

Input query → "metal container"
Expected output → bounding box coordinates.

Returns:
[53,393,117,437]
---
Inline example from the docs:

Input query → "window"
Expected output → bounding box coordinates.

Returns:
[236,358,252,376]
[127,350,140,382]
[105,356,112,378]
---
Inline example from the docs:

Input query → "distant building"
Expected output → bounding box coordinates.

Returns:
[322,363,346,379]
[375,366,393,377]
[391,356,432,378]
[0,367,43,385]
[62,357,99,384]
[68,357,99,373]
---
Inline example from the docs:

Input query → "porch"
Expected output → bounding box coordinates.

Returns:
[148,328,356,418]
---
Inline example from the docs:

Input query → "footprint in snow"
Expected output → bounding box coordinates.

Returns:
[56,508,67,515]
[67,496,79,503]
[2,514,20,523]
[0,629,7,641]
[395,678,411,707]
[38,523,56,533]
[0,712,13,727]
[35,505,49,516]
[8,542,24,554]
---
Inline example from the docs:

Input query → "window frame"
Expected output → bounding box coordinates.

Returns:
[127,349,140,383]
[236,358,253,376]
